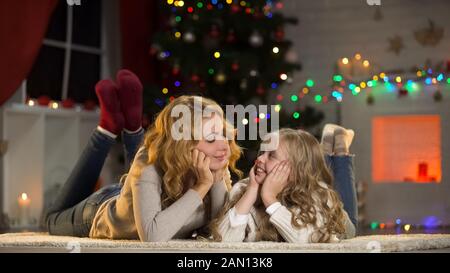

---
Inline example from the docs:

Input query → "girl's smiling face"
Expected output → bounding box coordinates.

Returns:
[254,133,289,184]
[195,113,231,171]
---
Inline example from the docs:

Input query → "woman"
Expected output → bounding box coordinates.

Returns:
[45,72,242,242]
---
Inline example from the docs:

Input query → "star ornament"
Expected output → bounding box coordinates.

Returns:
[387,35,404,55]
[414,20,444,47]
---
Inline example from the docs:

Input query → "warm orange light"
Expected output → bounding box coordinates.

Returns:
[21,193,28,201]
[372,115,441,183]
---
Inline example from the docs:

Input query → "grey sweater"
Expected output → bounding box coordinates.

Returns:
[89,147,228,242]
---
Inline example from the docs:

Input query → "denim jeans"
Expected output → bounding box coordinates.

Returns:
[325,155,358,229]
[45,129,144,237]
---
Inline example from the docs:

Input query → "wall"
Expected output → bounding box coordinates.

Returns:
[277,0,450,225]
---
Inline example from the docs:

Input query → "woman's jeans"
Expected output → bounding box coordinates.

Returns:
[45,129,144,237]
[326,155,358,229]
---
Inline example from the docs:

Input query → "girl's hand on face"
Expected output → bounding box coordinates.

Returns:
[248,165,259,189]
[192,149,214,188]
[260,161,291,208]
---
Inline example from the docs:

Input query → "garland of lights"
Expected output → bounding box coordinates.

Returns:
[280,56,450,106]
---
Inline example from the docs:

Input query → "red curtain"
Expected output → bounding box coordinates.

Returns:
[0,0,57,106]
[120,0,159,85]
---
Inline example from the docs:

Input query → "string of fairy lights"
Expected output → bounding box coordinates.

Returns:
[279,54,450,108]
[157,52,450,124]
[267,54,450,122]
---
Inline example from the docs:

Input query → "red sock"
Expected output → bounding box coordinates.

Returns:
[116,69,143,132]
[95,79,124,135]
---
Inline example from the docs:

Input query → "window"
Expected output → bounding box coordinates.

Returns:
[27,0,102,103]
[372,115,442,183]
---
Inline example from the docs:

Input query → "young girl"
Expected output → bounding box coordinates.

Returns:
[210,128,357,243]
[45,73,242,242]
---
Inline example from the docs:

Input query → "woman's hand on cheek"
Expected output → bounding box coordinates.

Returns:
[191,149,214,198]
[260,161,291,208]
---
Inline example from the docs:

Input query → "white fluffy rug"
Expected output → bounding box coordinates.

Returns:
[1,232,450,253]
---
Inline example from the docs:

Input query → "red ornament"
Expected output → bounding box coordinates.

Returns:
[62,98,75,109]
[37,95,51,106]
[231,62,239,71]
[275,28,285,41]
[207,4,213,10]
[446,60,450,73]
[256,85,265,95]
[226,30,236,43]
[276,94,283,101]
[191,74,200,82]
[83,99,97,111]
[209,25,220,39]
[172,66,180,75]
[252,9,263,19]
[230,4,240,14]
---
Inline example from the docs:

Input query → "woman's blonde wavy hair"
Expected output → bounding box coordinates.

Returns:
[129,95,242,208]
[210,128,346,243]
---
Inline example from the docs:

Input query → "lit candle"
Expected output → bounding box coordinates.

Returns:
[18,193,31,226]
[418,162,428,181]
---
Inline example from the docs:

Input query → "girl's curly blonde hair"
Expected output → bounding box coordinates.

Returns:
[210,128,346,243]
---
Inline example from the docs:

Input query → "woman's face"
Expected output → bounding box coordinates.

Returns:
[254,135,289,184]
[195,114,231,171]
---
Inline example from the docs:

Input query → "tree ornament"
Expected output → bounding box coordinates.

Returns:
[240,79,248,90]
[215,71,227,84]
[209,25,221,39]
[249,69,259,77]
[249,31,263,47]
[172,64,180,75]
[230,4,240,14]
[231,62,240,71]
[256,85,265,95]
[191,74,200,83]
[183,31,196,43]
[226,29,236,43]
[274,27,285,41]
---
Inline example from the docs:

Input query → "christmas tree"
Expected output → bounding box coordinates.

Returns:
[149,0,300,107]
[147,0,318,172]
